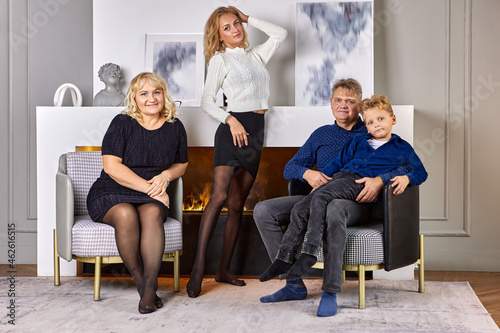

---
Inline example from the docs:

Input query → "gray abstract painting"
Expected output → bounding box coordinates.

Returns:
[296,1,373,106]
[145,34,204,106]
[153,41,197,100]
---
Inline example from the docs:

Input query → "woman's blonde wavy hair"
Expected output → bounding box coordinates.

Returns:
[122,72,178,123]
[204,6,249,63]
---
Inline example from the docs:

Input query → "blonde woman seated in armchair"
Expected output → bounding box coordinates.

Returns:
[87,72,188,314]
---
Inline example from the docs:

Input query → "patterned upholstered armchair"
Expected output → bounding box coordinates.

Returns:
[289,179,424,309]
[54,151,183,301]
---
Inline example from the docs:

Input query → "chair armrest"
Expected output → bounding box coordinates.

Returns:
[382,182,420,271]
[55,154,74,262]
[167,177,183,226]
[288,179,312,196]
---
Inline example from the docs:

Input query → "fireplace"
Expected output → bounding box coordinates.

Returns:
[182,147,299,211]
[180,147,299,276]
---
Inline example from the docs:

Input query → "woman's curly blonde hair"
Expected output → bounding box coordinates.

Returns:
[122,72,178,123]
[203,6,249,63]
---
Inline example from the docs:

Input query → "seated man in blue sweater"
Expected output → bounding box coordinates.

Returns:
[259,95,428,315]
[255,80,408,317]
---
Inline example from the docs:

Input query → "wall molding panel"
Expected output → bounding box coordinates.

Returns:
[370,0,486,242]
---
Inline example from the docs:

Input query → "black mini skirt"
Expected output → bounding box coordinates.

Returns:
[213,111,265,179]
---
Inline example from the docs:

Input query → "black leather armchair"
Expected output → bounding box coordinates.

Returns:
[288,179,424,308]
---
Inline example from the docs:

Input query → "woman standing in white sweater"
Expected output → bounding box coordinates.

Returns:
[187,6,287,298]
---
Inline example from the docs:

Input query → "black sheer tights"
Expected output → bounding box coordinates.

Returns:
[102,202,165,313]
[186,165,255,298]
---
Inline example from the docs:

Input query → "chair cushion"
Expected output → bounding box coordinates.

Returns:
[343,223,384,266]
[72,215,182,257]
[310,223,384,266]
[66,151,102,216]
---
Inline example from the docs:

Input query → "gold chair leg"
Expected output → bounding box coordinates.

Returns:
[94,256,102,301]
[173,251,180,292]
[418,234,425,293]
[342,270,346,283]
[53,229,60,286]
[358,265,365,309]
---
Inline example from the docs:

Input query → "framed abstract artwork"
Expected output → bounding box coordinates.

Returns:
[145,33,205,106]
[296,1,374,106]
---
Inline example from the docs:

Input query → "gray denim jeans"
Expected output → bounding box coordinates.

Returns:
[278,172,364,261]
[253,171,371,294]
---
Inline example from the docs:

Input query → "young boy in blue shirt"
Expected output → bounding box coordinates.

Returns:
[260,95,428,304]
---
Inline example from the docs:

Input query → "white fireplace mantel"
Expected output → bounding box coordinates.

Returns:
[36,105,413,277]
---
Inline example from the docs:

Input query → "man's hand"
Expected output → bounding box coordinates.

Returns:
[355,176,384,203]
[303,169,332,190]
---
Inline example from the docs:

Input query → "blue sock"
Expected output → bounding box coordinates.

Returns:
[317,292,337,317]
[260,278,307,303]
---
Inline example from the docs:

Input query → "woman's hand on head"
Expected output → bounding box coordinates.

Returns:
[147,174,169,197]
[230,6,248,23]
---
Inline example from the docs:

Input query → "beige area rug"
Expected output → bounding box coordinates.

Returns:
[1,277,498,333]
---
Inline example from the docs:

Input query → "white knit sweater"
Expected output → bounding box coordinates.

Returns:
[201,17,288,123]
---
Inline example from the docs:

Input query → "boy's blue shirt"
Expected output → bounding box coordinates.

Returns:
[283,118,410,182]
[322,133,428,186]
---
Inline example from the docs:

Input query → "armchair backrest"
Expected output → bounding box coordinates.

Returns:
[56,151,184,261]
[66,151,103,216]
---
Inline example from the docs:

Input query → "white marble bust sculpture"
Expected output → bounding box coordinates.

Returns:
[93,63,126,107]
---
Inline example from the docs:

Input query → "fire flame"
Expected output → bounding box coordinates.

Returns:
[183,184,252,212]
[181,147,296,212]
[183,185,212,211]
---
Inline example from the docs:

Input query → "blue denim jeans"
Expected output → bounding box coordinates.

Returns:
[253,171,371,294]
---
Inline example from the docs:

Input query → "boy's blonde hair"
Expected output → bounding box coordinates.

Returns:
[360,95,394,117]
[203,7,249,63]
[122,72,178,123]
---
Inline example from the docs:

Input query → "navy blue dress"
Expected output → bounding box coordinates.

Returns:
[87,114,188,222]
